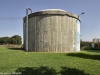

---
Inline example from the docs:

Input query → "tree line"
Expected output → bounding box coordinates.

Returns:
[81,41,100,50]
[0,35,22,45]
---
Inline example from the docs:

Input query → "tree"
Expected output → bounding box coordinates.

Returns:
[10,37,17,44]
[3,37,10,44]
[10,35,22,45]
[0,35,22,45]
[0,37,3,44]
[80,41,92,50]
[0,37,10,44]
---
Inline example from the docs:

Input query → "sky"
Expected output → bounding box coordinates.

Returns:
[0,0,100,43]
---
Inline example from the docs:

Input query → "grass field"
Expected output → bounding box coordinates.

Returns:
[0,47,100,75]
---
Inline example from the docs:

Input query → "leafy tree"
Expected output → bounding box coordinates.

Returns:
[3,37,10,44]
[80,41,92,50]
[10,35,22,45]
[81,41,100,50]
[0,37,10,44]
[0,37,3,44]
[0,35,22,45]
[10,37,17,44]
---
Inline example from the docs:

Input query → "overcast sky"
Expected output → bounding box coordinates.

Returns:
[0,0,100,43]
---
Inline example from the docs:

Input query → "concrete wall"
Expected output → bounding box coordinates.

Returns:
[23,10,80,52]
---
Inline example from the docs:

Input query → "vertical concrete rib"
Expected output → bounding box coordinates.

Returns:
[67,16,69,51]
[47,16,50,52]
[63,16,66,52]
[66,16,68,52]
[28,18,30,51]
[34,16,36,52]
[55,15,58,52]
[38,16,42,52]
[40,16,43,51]
[32,17,35,51]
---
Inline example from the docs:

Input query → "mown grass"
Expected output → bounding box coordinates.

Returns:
[0,47,100,75]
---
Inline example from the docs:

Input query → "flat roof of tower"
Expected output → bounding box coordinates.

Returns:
[40,9,67,12]
[24,9,80,21]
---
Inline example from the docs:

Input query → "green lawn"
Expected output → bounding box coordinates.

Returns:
[0,47,100,75]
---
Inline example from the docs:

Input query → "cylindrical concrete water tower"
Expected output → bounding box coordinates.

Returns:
[23,9,80,52]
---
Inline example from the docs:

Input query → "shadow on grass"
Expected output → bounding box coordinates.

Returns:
[60,67,89,75]
[67,53,100,60]
[13,66,57,75]
[8,48,23,50]
[13,66,89,75]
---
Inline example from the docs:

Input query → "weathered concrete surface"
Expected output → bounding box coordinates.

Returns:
[23,9,80,52]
